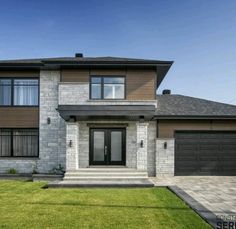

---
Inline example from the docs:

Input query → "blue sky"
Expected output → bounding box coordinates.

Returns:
[0,0,236,104]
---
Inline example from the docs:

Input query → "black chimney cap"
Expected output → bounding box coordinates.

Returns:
[162,89,171,95]
[75,53,83,58]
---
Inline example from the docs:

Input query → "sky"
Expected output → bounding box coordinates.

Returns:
[0,0,235,104]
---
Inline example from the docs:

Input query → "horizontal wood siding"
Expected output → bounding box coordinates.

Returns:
[158,120,236,138]
[126,69,155,100]
[61,69,89,82]
[0,107,39,128]
[0,70,39,77]
[61,68,156,100]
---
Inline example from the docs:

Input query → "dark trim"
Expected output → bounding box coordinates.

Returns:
[155,115,236,120]
[89,75,126,100]
[87,123,129,127]
[156,120,159,138]
[0,77,39,107]
[0,128,39,158]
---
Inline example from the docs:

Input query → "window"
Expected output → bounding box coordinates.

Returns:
[0,129,38,157]
[90,76,125,99]
[0,79,11,105]
[0,78,39,106]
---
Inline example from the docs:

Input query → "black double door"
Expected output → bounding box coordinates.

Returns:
[90,128,126,165]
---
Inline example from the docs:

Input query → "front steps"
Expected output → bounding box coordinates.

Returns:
[48,168,154,188]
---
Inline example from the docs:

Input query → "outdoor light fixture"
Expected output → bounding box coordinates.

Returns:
[69,140,73,147]
[139,116,145,123]
[47,117,51,125]
[164,142,167,149]
[140,140,144,148]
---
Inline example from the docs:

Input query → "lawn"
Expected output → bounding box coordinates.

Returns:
[0,181,210,229]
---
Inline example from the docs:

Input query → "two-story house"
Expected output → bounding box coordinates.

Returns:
[0,53,236,186]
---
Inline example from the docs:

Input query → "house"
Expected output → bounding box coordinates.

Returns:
[0,53,236,186]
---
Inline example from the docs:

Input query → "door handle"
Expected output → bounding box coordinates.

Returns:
[104,146,107,156]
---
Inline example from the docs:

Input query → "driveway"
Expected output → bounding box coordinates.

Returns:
[151,177,236,228]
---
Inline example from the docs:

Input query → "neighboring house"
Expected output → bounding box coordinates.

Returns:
[0,53,236,184]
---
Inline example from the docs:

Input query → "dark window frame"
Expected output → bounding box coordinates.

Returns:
[89,75,126,100]
[0,128,39,158]
[0,77,39,107]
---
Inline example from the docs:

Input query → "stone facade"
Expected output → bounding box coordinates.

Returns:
[156,138,175,176]
[66,122,79,171]
[136,122,149,171]
[0,70,157,176]
[38,70,66,173]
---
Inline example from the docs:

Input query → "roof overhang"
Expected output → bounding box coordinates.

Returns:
[57,105,156,121]
[154,115,236,120]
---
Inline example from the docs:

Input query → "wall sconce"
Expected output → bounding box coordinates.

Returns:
[139,116,145,123]
[47,117,51,125]
[69,140,73,148]
[140,140,144,148]
[164,142,167,149]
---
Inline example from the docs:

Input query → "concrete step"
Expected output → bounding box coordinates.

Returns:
[64,176,148,180]
[47,179,154,188]
[64,172,147,177]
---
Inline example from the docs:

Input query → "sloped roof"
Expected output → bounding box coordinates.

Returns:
[0,56,173,65]
[155,94,236,118]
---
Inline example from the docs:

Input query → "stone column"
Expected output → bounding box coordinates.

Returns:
[66,122,79,171]
[156,138,175,176]
[136,122,149,171]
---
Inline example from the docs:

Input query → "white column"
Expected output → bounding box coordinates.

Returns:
[136,122,149,171]
[66,122,79,171]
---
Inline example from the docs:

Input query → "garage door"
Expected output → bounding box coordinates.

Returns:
[175,131,236,175]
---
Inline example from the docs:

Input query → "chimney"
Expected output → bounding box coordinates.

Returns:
[162,89,171,95]
[75,53,83,58]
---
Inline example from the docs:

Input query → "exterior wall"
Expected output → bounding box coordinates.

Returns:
[66,122,79,171]
[58,82,156,106]
[37,70,66,173]
[0,107,39,128]
[0,70,39,128]
[60,68,156,100]
[76,120,156,176]
[158,120,236,138]
[0,70,39,77]
[156,138,175,176]
[0,159,38,174]
[0,70,40,173]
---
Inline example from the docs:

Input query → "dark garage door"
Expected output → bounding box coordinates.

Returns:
[175,131,236,175]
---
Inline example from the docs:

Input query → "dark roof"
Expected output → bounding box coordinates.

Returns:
[155,95,236,119]
[57,105,156,121]
[0,56,173,65]
[0,55,173,88]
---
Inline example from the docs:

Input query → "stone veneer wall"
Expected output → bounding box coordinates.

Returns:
[38,70,66,173]
[77,121,156,176]
[156,138,175,176]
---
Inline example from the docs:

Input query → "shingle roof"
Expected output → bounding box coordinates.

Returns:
[0,56,173,65]
[156,95,236,118]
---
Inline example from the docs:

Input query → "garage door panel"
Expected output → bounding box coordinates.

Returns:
[175,131,236,176]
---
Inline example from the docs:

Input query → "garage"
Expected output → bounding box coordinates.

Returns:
[175,131,236,175]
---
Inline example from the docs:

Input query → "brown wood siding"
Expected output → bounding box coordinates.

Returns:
[0,108,39,128]
[61,69,89,82]
[158,120,236,138]
[126,69,155,100]
[0,70,39,77]
[61,68,156,100]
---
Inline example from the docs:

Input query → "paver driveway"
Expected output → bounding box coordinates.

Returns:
[151,176,236,228]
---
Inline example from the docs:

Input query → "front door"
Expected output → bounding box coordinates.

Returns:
[90,128,126,165]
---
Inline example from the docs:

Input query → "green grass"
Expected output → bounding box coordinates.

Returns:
[0,180,210,229]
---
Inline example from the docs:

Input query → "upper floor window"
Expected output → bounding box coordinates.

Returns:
[0,78,39,106]
[90,76,125,99]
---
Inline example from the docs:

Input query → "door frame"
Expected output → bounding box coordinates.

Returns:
[89,128,126,166]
